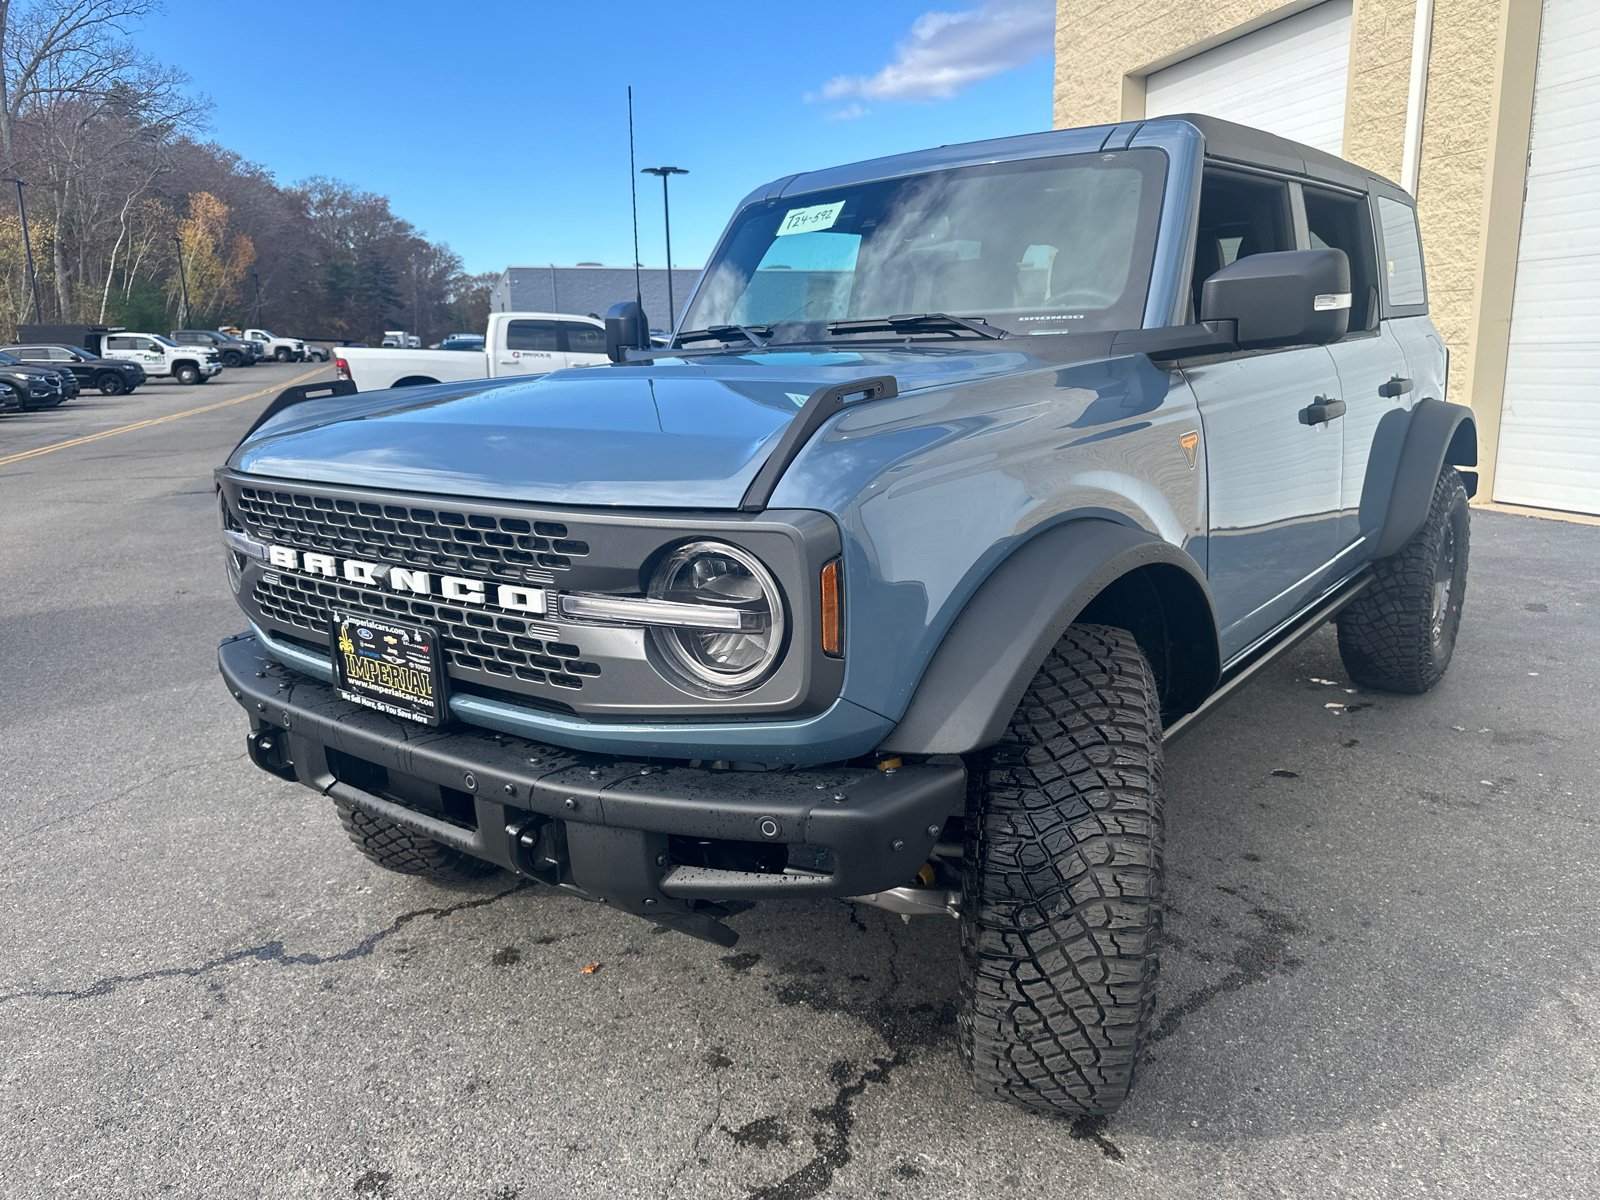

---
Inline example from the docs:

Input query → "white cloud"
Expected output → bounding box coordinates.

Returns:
[812,1,1054,106]
[827,102,870,121]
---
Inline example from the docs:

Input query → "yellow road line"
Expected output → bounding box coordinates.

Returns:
[0,366,330,468]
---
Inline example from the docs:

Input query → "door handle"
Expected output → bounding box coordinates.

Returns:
[1301,396,1347,425]
[1379,376,1413,398]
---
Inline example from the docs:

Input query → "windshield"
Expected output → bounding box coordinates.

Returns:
[151,335,178,347]
[257,330,277,340]
[0,351,19,365]
[683,148,1166,341]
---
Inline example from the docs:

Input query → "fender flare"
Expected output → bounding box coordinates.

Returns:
[1373,398,1478,559]
[880,519,1220,755]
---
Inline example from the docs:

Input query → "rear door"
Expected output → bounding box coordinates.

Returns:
[1182,169,1349,662]
[559,319,607,367]
[104,335,163,373]
[1298,184,1415,554]
[497,318,562,375]
[43,345,88,383]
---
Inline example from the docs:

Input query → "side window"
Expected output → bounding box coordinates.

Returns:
[560,321,605,355]
[1189,171,1293,320]
[1376,197,1426,308]
[105,336,133,351]
[133,339,155,352]
[1303,188,1380,332]
[505,319,558,352]
[45,347,71,360]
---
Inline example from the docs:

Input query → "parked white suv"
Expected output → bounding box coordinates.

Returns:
[241,328,307,362]
[101,333,221,384]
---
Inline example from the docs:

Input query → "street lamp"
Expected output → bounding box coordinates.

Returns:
[5,178,41,323]
[171,235,191,328]
[641,166,688,329]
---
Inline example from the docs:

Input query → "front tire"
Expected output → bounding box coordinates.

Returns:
[960,623,1166,1119]
[1337,468,1470,693]
[333,800,501,883]
[174,363,200,385]
[97,373,126,395]
[275,347,290,362]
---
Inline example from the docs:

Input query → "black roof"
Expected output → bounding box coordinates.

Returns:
[1153,112,1402,199]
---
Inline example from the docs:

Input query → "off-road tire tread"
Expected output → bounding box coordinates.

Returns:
[959,623,1165,1118]
[1337,468,1469,693]
[333,799,500,881]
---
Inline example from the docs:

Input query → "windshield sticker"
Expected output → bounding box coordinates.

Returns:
[775,201,845,237]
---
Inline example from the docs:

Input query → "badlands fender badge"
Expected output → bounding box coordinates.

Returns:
[1180,430,1200,470]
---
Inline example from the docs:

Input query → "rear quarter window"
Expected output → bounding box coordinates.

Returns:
[1376,197,1426,308]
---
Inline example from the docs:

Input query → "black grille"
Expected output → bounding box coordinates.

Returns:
[254,574,601,691]
[234,485,591,582]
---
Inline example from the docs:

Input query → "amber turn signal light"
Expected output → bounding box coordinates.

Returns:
[820,558,844,657]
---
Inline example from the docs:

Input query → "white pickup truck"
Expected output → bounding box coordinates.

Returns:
[240,327,307,362]
[100,332,222,384]
[335,312,607,391]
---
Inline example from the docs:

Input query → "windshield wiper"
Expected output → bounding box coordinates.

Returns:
[827,313,1006,340]
[674,324,772,349]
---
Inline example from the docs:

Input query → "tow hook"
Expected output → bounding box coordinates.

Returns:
[246,727,296,781]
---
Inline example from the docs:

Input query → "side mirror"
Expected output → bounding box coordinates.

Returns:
[1200,248,1351,350]
[604,300,649,363]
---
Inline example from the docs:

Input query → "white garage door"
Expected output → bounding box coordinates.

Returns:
[1145,0,1353,155]
[1493,0,1600,515]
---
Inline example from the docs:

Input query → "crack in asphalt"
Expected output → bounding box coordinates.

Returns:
[662,973,733,1200]
[745,909,959,1199]
[17,752,246,841]
[746,1052,909,1200]
[1149,899,1305,1045]
[0,881,534,1006]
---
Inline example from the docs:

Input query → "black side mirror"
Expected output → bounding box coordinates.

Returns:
[604,301,649,363]
[1200,248,1351,350]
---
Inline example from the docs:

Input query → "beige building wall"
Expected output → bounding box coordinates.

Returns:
[1054,0,1544,499]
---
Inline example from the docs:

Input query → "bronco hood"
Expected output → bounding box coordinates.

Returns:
[229,348,1048,508]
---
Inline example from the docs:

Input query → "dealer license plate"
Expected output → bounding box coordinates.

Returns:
[331,611,448,726]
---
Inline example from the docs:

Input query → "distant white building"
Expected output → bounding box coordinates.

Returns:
[490,265,702,330]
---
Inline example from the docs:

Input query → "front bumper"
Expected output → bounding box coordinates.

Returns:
[220,632,963,944]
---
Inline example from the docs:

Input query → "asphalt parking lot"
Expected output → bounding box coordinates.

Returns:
[2,369,1597,1200]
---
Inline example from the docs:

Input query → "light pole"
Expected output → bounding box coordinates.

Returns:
[5,178,41,323]
[252,270,261,325]
[641,166,687,328]
[171,235,191,328]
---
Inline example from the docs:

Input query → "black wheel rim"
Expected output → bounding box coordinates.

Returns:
[1430,519,1458,653]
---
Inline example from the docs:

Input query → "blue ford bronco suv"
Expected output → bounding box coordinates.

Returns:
[217,115,1476,1119]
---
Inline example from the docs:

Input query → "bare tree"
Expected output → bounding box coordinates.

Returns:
[0,0,166,161]
[19,42,201,317]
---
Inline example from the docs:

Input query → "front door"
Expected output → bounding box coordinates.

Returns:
[1188,347,1347,660]
[1184,168,1349,662]
[498,318,562,376]
[559,319,608,367]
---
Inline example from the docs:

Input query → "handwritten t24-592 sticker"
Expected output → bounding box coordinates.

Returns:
[775,201,845,237]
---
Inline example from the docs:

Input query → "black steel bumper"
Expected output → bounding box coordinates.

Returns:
[220,632,964,945]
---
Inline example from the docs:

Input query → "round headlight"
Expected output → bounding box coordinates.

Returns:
[648,541,786,694]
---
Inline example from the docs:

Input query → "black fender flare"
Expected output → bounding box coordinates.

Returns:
[879,519,1221,755]
[1372,398,1478,559]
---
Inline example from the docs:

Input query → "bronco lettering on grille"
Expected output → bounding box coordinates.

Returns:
[266,545,547,615]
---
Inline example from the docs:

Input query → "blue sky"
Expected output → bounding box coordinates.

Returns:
[131,1,1056,275]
